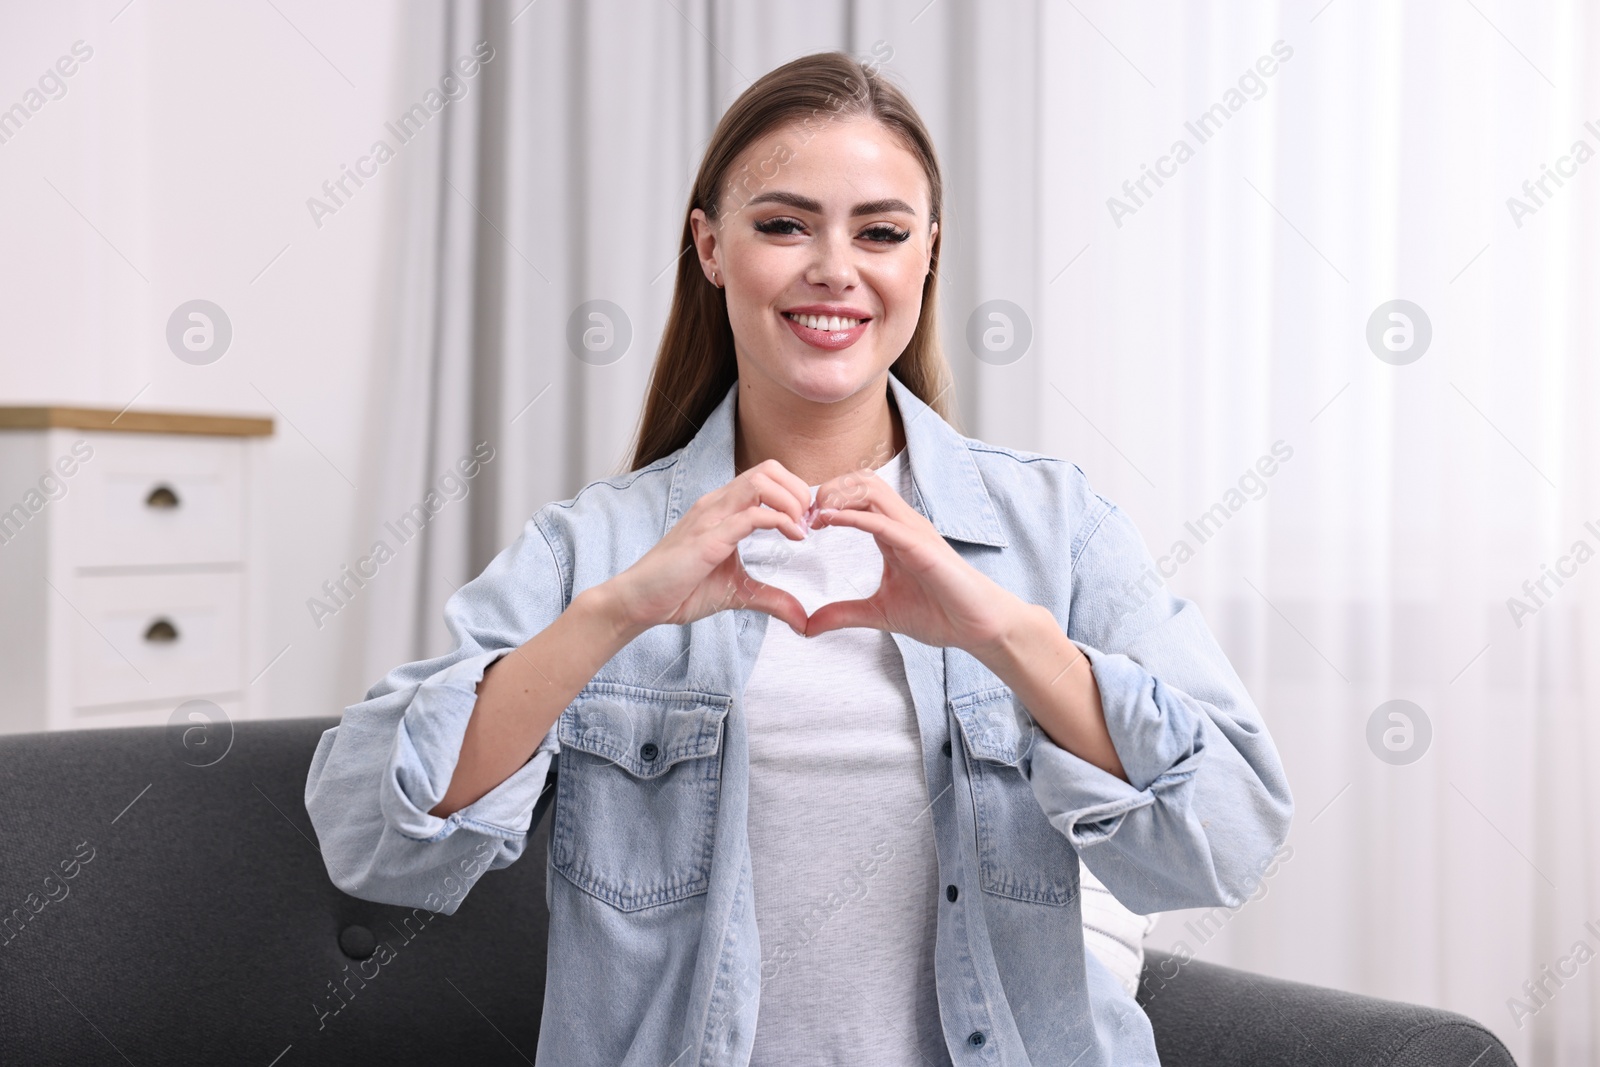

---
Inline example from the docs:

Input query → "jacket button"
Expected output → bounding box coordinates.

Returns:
[338,925,376,960]
[946,884,958,902]
[640,742,659,761]
[967,1030,985,1047]
[942,739,952,756]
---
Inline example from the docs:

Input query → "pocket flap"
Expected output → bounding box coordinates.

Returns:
[951,686,1035,765]
[558,683,730,778]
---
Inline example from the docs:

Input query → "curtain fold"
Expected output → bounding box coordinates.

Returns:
[351,3,1597,1063]
[349,0,494,679]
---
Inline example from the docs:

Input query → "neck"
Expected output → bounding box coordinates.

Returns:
[733,372,905,487]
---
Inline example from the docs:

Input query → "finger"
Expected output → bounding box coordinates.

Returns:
[812,462,912,518]
[746,467,811,524]
[710,555,809,632]
[809,505,922,554]
[745,458,813,519]
[729,571,810,635]
[708,468,809,528]
[804,597,888,637]
[712,502,807,547]
[698,470,803,526]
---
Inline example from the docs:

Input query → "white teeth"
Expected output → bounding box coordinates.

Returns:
[786,312,863,331]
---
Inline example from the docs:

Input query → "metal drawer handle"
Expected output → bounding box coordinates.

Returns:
[143,618,180,643]
[145,484,181,509]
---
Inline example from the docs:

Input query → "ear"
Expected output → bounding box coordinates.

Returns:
[689,208,721,285]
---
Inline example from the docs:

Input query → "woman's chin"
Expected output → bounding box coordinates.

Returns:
[779,365,884,406]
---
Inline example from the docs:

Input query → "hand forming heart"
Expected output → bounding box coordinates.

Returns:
[608,455,1030,660]
[795,464,1028,656]
[605,455,1123,776]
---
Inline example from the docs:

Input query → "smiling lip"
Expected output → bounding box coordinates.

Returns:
[780,309,872,351]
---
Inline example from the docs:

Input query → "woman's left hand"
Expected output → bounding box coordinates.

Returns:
[802,467,1027,656]
[807,461,1125,782]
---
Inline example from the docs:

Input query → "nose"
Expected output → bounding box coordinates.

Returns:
[804,227,857,291]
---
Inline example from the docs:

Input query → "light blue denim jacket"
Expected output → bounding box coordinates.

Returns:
[304,372,1294,1066]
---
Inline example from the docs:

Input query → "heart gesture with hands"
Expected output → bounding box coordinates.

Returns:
[607,451,1121,780]
[801,464,1027,657]
[610,457,815,638]
[609,454,1027,659]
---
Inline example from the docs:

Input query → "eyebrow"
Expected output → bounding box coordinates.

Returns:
[744,190,918,218]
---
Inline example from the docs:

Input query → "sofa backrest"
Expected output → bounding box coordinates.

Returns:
[0,716,551,1065]
[1,715,1519,1067]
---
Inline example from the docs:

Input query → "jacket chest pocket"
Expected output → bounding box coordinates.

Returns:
[551,683,730,912]
[952,687,1079,907]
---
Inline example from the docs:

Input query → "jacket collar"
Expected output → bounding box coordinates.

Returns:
[663,372,1008,548]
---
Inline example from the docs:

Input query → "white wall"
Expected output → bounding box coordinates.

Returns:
[0,1,408,723]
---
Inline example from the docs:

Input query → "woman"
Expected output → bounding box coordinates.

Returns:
[305,51,1293,1066]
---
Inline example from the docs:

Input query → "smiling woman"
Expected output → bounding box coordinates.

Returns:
[630,54,952,491]
[305,50,1293,1067]
[683,120,936,489]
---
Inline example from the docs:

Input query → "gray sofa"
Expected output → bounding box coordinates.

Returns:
[0,717,1516,1065]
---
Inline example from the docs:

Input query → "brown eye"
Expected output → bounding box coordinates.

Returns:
[755,218,804,235]
[862,225,910,244]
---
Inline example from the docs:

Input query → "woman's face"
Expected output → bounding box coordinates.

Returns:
[690,115,938,407]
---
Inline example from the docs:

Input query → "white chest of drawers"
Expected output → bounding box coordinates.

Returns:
[0,407,273,734]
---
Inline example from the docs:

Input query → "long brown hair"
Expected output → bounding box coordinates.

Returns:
[624,49,960,473]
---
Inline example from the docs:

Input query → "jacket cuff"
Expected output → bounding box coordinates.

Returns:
[1026,640,1204,847]
[381,646,561,842]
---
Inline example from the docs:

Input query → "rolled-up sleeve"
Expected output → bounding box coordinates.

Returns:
[384,647,560,842]
[304,509,567,915]
[1025,487,1294,915]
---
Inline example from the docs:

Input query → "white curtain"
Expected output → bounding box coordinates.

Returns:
[353,3,1599,1063]
[1036,7,1599,1066]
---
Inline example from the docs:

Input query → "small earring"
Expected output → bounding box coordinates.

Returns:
[712,271,721,287]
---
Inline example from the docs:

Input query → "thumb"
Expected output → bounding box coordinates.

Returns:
[803,598,885,638]
[728,563,810,635]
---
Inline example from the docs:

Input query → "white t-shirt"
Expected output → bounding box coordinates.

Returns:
[737,448,952,1067]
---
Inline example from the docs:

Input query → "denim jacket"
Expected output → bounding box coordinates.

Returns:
[304,372,1294,1066]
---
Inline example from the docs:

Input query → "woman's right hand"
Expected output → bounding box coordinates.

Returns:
[605,458,814,635]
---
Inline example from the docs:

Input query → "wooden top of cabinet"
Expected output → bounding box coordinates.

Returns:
[0,406,274,437]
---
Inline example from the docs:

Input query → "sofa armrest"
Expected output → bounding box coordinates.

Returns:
[1137,948,1516,1067]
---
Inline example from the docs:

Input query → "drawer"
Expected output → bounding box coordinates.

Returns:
[68,572,243,708]
[59,433,244,568]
